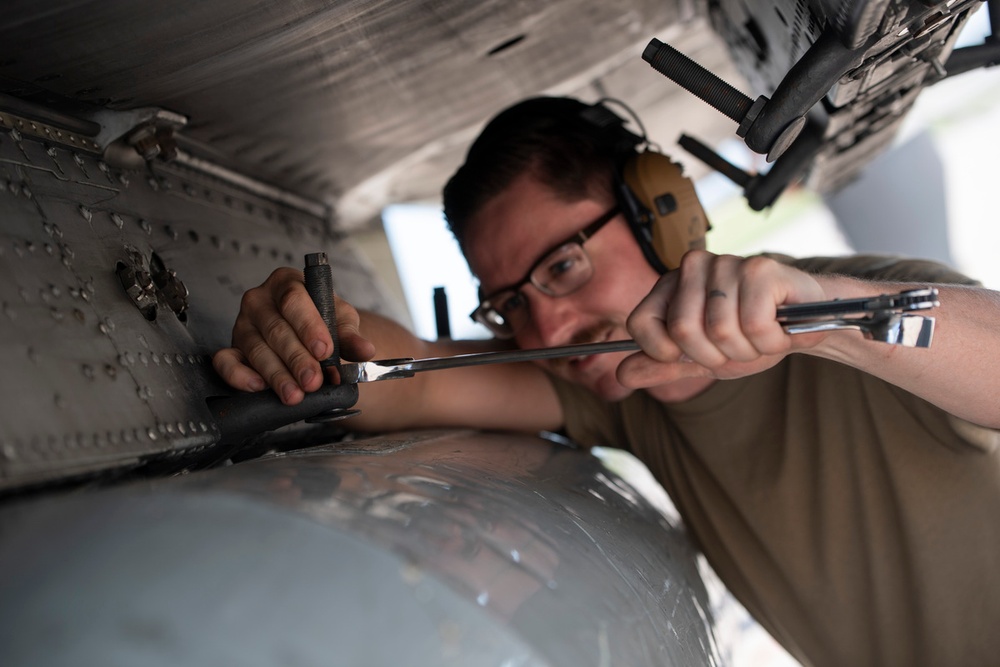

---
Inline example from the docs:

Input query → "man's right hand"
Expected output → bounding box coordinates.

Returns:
[212,267,376,405]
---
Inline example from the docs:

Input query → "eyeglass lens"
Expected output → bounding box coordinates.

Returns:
[480,242,594,336]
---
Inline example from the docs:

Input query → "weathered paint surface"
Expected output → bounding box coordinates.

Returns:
[0,430,721,666]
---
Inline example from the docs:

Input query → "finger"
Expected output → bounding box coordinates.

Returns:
[238,325,309,405]
[627,273,684,362]
[268,271,337,362]
[664,251,729,369]
[256,309,327,392]
[212,347,267,393]
[736,255,805,356]
[616,350,710,389]
[268,271,377,363]
[241,274,326,393]
[738,284,789,357]
[703,257,761,363]
[334,297,376,361]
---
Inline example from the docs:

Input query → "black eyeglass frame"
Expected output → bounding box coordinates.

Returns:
[470,205,621,336]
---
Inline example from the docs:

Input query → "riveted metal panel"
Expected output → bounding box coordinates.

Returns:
[0,127,400,490]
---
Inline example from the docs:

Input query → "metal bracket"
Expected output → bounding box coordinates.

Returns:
[116,245,190,322]
[86,107,189,158]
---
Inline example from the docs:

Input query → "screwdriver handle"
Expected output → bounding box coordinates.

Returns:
[304,252,340,368]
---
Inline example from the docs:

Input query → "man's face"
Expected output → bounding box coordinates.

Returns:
[464,172,661,401]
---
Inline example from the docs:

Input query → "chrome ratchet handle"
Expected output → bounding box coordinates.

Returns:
[777,288,939,347]
[781,313,936,347]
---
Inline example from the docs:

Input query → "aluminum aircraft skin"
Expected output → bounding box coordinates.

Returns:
[0,0,995,665]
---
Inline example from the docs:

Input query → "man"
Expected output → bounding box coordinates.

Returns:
[214,97,1000,666]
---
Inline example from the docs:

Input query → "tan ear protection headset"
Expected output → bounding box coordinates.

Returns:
[580,100,710,273]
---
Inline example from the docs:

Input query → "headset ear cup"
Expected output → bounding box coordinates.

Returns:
[616,163,668,274]
[620,151,709,271]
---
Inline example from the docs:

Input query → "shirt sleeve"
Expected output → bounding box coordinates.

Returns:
[763,252,982,286]
[545,372,626,450]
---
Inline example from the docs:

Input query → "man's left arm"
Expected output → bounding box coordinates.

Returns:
[805,276,1000,429]
[619,250,1000,429]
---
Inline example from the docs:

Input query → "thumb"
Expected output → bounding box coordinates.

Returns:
[333,297,375,361]
[616,350,707,389]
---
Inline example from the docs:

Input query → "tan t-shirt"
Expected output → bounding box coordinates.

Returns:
[550,256,1000,667]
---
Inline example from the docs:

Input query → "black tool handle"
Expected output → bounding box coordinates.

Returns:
[304,252,340,367]
[678,134,752,188]
[207,384,359,445]
[433,286,451,339]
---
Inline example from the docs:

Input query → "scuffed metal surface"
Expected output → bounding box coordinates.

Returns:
[0,430,722,666]
[0,0,699,228]
[0,0,738,486]
[0,125,402,489]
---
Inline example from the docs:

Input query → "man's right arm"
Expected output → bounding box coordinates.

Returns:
[212,267,564,434]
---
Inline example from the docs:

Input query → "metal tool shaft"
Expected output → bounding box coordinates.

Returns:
[340,340,640,383]
[407,339,641,372]
[339,288,939,383]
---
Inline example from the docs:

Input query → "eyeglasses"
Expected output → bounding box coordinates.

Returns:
[470,205,620,339]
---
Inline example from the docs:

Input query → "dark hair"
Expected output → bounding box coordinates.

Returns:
[442,97,634,258]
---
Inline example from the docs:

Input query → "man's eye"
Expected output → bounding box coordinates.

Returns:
[547,257,577,277]
[498,292,526,314]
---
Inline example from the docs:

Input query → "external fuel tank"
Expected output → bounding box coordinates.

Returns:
[0,430,721,666]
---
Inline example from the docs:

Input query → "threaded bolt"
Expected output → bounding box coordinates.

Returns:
[304,252,340,367]
[643,38,754,123]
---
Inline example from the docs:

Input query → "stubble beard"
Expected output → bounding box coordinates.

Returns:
[547,321,636,401]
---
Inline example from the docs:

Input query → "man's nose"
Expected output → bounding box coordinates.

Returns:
[524,290,579,347]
